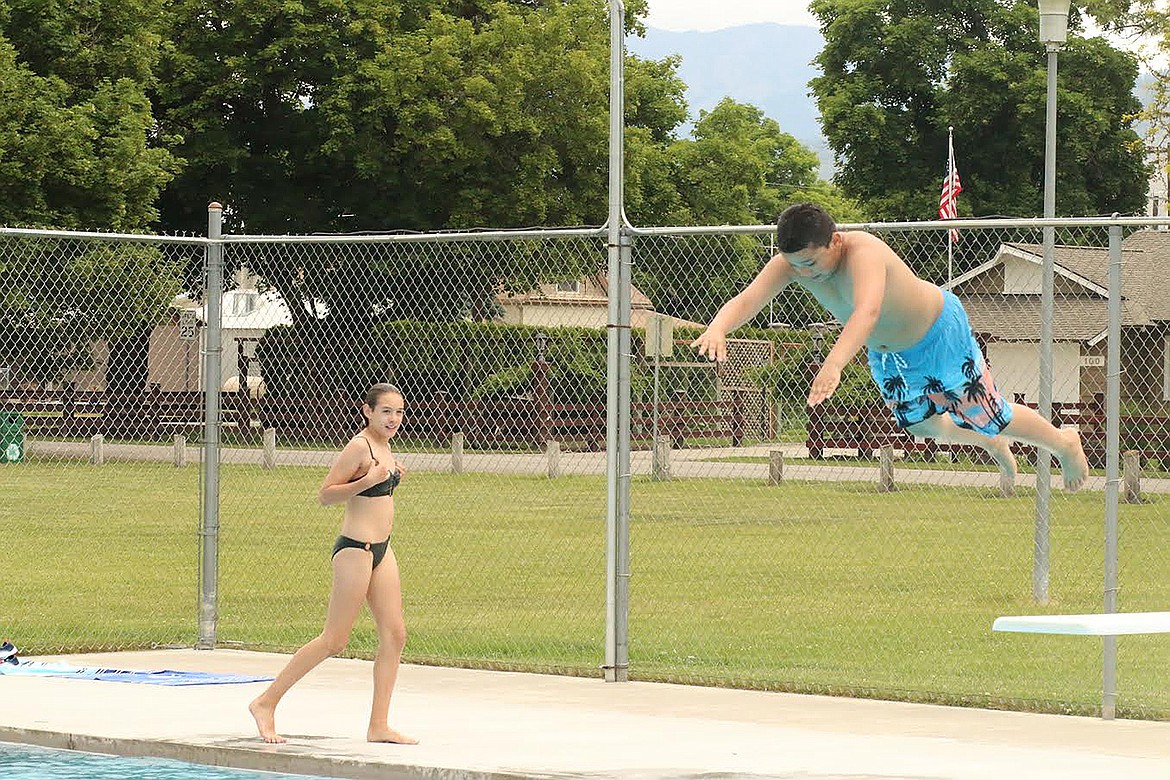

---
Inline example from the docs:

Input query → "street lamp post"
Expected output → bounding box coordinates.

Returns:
[1034,0,1070,604]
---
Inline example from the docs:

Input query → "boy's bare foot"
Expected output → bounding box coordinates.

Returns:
[367,726,418,744]
[249,698,286,744]
[1057,429,1089,492]
[986,436,1018,483]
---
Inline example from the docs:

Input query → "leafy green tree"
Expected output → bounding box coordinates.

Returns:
[0,0,178,229]
[621,52,690,224]
[628,98,862,325]
[0,237,183,385]
[0,0,182,388]
[1083,0,1170,198]
[155,0,661,235]
[667,98,821,226]
[810,0,1147,221]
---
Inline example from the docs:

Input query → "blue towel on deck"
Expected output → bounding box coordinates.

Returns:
[0,660,272,686]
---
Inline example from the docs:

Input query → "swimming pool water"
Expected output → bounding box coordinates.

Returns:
[0,742,339,780]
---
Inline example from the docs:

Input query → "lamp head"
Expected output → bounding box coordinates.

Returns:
[1038,0,1071,46]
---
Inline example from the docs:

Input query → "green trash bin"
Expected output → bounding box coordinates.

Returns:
[1,411,24,463]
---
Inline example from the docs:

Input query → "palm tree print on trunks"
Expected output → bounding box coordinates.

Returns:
[883,374,908,401]
[959,353,1010,432]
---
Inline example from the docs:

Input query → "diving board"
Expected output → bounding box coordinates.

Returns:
[993,611,1170,636]
[993,610,1170,720]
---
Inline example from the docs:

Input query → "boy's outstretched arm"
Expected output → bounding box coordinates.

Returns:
[807,249,887,406]
[692,254,793,362]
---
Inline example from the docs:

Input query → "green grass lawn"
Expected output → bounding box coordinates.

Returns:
[708,451,1170,478]
[3,456,1169,719]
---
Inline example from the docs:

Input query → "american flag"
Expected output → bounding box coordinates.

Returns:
[939,136,962,243]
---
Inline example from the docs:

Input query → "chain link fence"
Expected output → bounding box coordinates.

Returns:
[0,231,206,653]
[212,229,613,673]
[629,220,1170,718]
[3,216,1168,717]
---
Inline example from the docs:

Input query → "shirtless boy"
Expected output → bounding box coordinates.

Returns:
[692,203,1089,491]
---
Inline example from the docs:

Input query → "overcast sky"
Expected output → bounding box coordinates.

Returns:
[643,0,818,31]
[639,0,1153,61]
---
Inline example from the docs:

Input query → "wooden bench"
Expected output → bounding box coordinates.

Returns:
[805,391,1170,469]
[3,388,234,442]
[805,403,908,460]
[992,611,1170,719]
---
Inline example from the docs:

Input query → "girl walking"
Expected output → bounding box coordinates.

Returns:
[250,383,416,744]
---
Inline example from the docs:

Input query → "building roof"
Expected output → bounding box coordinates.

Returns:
[949,233,1170,343]
[498,271,654,309]
[961,294,1148,343]
[1001,233,1170,322]
[1118,229,1170,322]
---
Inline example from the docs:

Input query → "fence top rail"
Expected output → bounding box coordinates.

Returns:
[627,215,1170,237]
[0,227,209,245]
[7,216,1165,244]
[221,226,608,244]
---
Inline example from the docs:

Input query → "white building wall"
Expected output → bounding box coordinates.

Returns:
[1002,256,1042,295]
[497,303,660,330]
[986,342,1081,404]
[1148,147,1168,217]
[149,324,200,391]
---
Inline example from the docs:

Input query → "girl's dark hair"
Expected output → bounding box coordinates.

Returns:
[776,203,836,253]
[365,383,404,407]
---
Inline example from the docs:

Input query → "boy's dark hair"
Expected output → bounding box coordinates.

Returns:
[776,203,836,254]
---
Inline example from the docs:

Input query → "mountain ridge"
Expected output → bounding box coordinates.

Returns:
[628,23,832,175]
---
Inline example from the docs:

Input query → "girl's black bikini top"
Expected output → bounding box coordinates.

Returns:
[356,436,401,497]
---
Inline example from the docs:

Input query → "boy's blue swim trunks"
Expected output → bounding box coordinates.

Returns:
[867,289,1013,436]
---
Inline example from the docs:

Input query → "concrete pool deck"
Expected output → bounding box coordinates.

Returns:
[3,649,1170,780]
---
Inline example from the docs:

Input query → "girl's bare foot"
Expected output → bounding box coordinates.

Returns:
[1057,429,1089,492]
[986,436,1018,483]
[367,726,418,744]
[249,698,286,744]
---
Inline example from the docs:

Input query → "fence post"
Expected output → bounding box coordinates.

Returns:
[236,341,252,435]
[546,440,561,478]
[730,390,745,447]
[768,450,784,486]
[451,432,465,474]
[1122,450,1142,504]
[432,391,450,447]
[806,403,824,459]
[147,382,162,440]
[532,350,551,447]
[878,444,896,492]
[198,201,224,651]
[62,381,76,436]
[669,391,686,449]
[603,31,634,683]
[1103,222,1124,720]
[652,434,671,481]
[999,468,1015,499]
[262,427,276,469]
[173,434,187,468]
[90,434,104,465]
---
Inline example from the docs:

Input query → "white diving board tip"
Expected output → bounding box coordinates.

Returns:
[993,611,1170,636]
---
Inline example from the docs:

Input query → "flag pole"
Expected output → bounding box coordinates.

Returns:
[947,126,954,283]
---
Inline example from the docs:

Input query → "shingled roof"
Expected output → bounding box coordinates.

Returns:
[961,294,1148,343]
[1115,230,1170,322]
[949,231,1170,343]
